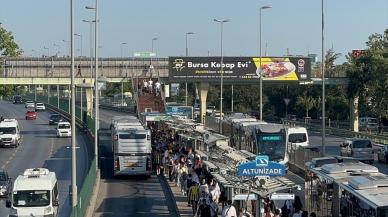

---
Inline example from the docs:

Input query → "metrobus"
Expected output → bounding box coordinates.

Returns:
[339,175,388,217]
[305,161,380,217]
[207,115,289,167]
[111,116,152,177]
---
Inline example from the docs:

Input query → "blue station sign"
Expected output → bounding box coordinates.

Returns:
[237,155,286,177]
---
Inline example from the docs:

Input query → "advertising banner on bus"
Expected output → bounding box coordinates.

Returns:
[169,56,311,83]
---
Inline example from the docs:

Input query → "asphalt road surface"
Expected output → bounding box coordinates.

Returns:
[0,101,90,217]
[93,109,177,217]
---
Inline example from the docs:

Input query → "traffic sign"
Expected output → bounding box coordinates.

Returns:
[270,193,295,200]
[134,52,156,58]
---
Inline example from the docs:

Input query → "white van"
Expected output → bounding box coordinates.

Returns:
[359,117,378,130]
[56,121,71,138]
[0,119,21,148]
[287,127,309,147]
[6,168,59,217]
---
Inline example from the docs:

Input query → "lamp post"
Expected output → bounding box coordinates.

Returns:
[120,42,127,105]
[62,40,70,57]
[321,0,326,155]
[86,0,99,171]
[74,33,83,57]
[69,0,77,207]
[43,46,50,57]
[259,5,272,121]
[82,19,95,79]
[185,32,195,106]
[213,19,230,133]
[53,43,60,56]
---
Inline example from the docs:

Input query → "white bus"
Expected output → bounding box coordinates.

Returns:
[339,175,388,217]
[111,116,152,177]
[6,168,59,217]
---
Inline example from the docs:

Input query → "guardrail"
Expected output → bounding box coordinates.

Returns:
[23,93,97,217]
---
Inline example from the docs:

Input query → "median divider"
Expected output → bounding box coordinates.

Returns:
[23,93,99,217]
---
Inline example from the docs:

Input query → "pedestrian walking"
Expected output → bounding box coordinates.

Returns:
[196,198,212,217]
[143,79,148,93]
[148,79,153,93]
[155,81,161,96]
[189,182,200,215]
[76,64,82,77]
[221,200,237,217]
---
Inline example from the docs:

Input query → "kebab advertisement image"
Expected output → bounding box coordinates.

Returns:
[253,57,299,80]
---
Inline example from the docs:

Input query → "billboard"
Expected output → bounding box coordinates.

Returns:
[165,106,193,119]
[169,57,311,83]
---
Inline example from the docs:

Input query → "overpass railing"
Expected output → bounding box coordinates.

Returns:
[23,92,97,217]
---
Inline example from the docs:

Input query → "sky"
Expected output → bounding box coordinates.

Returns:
[1,0,387,63]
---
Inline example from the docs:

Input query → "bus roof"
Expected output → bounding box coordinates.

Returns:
[340,174,388,208]
[310,162,379,184]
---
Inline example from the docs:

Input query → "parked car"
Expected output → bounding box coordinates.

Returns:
[35,103,46,112]
[340,138,374,164]
[49,114,63,125]
[25,109,37,120]
[0,170,12,198]
[25,101,35,109]
[56,121,71,138]
[377,144,388,164]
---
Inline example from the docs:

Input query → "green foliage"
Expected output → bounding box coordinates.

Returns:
[102,82,133,97]
[0,26,22,57]
[296,90,317,117]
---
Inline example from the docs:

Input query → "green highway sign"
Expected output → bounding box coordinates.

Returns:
[134,52,156,58]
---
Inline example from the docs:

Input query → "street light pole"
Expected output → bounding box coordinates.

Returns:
[151,37,158,77]
[74,33,83,57]
[120,42,127,105]
[185,32,194,106]
[43,46,50,57]
[321,0,326,156]
[83,19,95,79]
[259,5,272,121]
[70,0,77,207]
[86,0,99,171]
[213,19,230,133]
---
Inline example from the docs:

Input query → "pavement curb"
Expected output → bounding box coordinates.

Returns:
[159,173,181,217]
[85,169,101,217]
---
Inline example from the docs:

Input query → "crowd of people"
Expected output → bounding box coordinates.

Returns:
[138,79,162,96]
[149,122,317,217]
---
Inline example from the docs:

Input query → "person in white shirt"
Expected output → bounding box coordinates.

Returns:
[143,79,148,93]
[155,81,161,96]
[148,79,153,93]
[222,200,237,217]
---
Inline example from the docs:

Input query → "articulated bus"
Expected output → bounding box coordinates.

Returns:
[111,116,152,177]
[207,114,289,167]
[339,175,388,217]
[304,160,384,217]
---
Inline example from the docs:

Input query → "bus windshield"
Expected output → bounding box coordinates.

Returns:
[256,134,286,161]
[13,190,50,207]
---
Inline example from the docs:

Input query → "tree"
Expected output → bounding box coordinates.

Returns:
[0,26,22,57]
[296,91,317,118]
[325,48,342,77]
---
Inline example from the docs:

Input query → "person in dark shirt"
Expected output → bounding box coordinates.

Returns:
[197,199,212,217]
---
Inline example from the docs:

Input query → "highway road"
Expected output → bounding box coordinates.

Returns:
[93,109,177,217]
[0,101,90,217]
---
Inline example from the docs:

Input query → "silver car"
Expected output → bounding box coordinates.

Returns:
[340,138,374,164]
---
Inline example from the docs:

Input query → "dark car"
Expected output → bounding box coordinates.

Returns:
[49,114,63,125]
[0,170,11,198]
[13,96,23,104]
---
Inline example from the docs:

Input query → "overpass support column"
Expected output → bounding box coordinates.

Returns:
[34,85,37,101]
[85,87,94,117]
[47,85,50,104]
[197,82,209,125]
[351,96,359,132]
